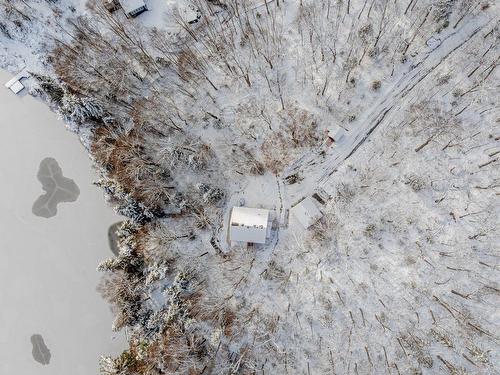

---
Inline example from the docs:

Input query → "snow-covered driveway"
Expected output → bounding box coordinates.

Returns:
[284,11,494,202]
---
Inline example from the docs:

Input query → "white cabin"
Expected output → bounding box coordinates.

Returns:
[5,75,26,94]
[327,125,346,142]
[291,197,323,228]
[229,206,270,244]
[119,0,147,17]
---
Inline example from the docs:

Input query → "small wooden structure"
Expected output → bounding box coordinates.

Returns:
[326,125,346,144]
[290,197,323,228]
[4,69,29,94]
[5,79,24,94]
[229,206,270,244]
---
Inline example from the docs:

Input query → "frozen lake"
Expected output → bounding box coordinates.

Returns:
[0,70,125,375]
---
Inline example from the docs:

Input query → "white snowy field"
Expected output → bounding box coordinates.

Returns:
[0,70,125,375]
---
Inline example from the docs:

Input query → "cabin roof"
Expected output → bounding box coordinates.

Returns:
[7,81,25,94]
[119,0,146,14]
[327,125,346,141]
[291,197,323,228]
[229,206,270,244]
[5,73,26,94]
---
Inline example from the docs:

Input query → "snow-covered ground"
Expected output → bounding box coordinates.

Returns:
[138,0,198,29]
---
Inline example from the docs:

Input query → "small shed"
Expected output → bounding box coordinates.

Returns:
[291,197,323,228]
[229,206,270,244]
[327,125,346,143]
[119,0,147,17]
[5,76,25,94]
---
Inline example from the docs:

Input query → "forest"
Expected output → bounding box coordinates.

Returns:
[0,0,499,373]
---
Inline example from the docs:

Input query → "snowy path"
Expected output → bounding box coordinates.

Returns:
[284,12,493,201]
